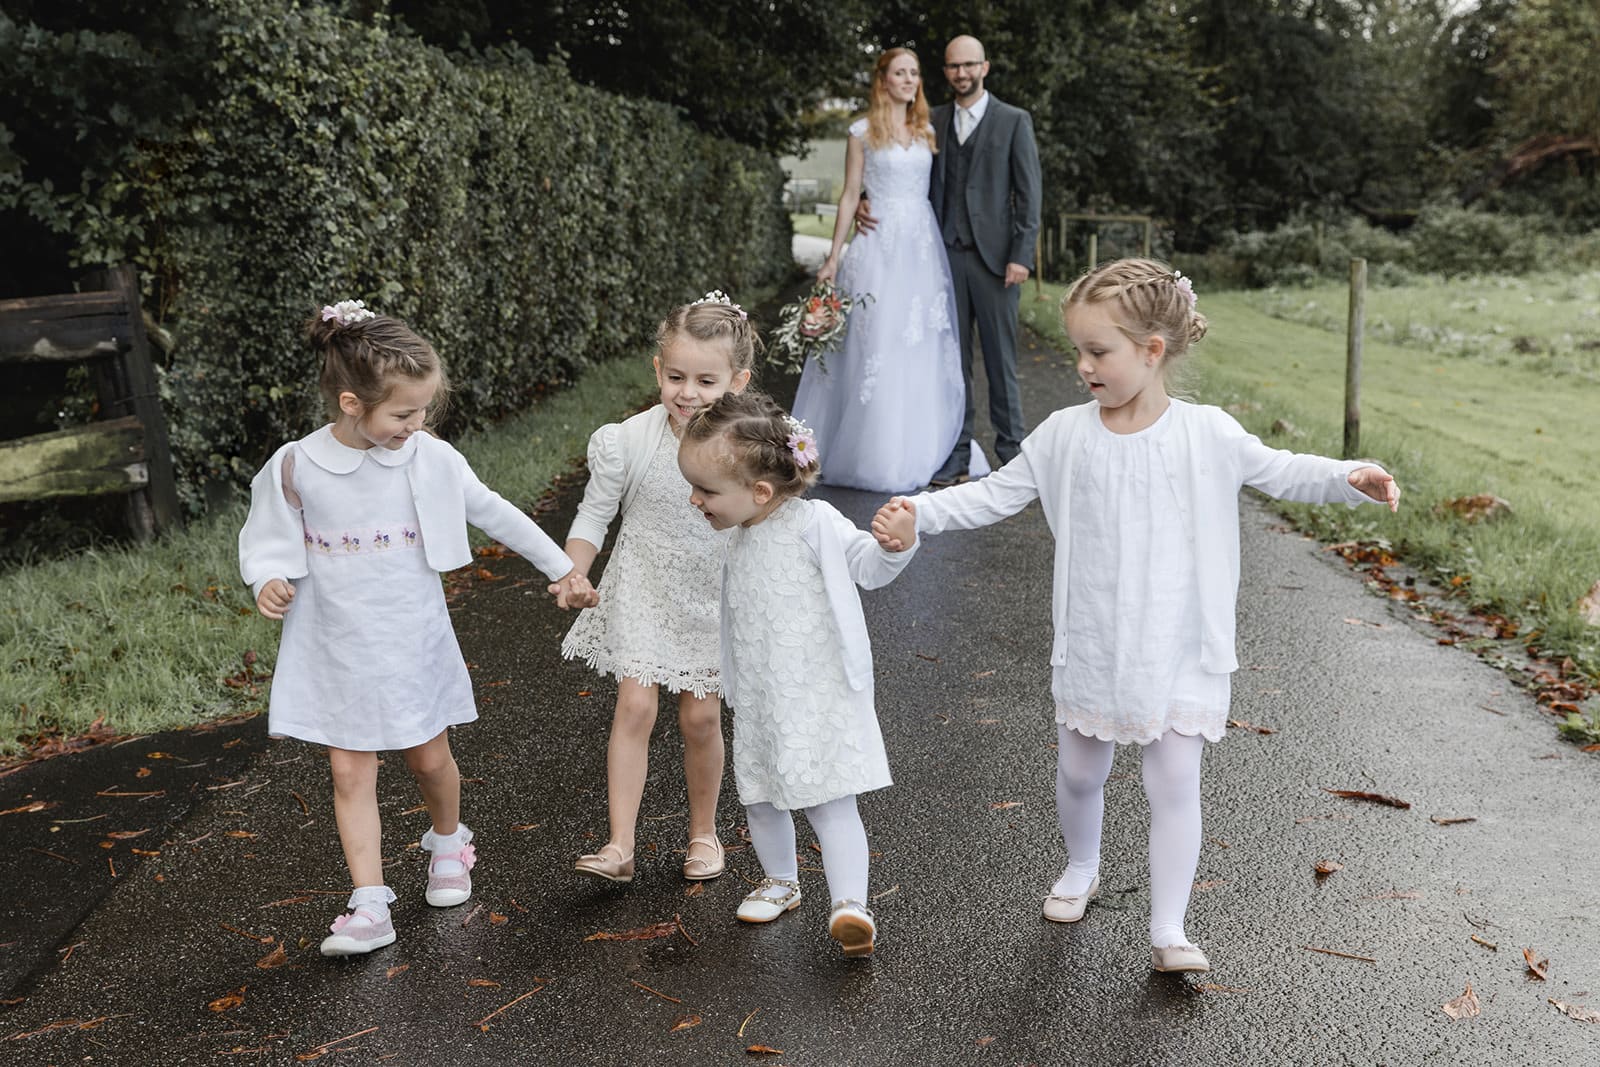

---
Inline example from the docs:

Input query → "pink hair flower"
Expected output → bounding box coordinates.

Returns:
[1172,271,1198,312]
[784,414,818,467]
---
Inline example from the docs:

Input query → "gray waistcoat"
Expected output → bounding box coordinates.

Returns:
[941,130,977,249]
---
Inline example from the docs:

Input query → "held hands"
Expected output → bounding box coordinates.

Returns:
[853,196,878,235]
[871,497,917,552]
[256,579,294,620]
[1348,466,1401,512]
[549,568,600,611]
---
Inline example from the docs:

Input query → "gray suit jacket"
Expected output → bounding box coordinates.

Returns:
[928,94,1043,278]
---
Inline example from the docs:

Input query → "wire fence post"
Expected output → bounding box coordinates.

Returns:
[1344,258,1366,460]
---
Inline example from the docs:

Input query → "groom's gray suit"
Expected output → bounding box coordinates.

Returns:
[928,94,1041,472]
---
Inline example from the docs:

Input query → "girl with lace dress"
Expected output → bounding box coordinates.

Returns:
[239,302,586,957]
[793,46,975,493]
[558,294,756,885]
[677,391,919,958]
[874,260,1401,974]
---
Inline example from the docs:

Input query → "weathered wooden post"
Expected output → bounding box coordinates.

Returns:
[1344,258,1366,460]
[1088,232,1098,271]
[1142,218,1152,258]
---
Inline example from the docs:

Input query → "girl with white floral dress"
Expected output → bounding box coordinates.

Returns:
[558,294,756,885]
[240,302,586,957]
[875,259,1401,974]
[677,391,920,958]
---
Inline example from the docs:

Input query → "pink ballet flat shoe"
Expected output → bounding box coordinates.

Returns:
[682,834,726,881]
[1042,875,1099,924]
[1152,943,1211,973]
[828,900,876,958]
[575,842,635,883]
[425,841,476,907]
[320,907,396,957]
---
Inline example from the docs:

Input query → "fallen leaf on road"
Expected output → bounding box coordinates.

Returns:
[1442,982,1480,1021]
[386,965,409,979]
[670,1014,702,1032]
[746,1046,785,1055]
[1470,935,1497,950]
[973,669,995,678]
[1523,948,1549,981]
[976,1036,997,1047]
[0,801,50,816]
[1227,719,1276,734]
[585,921,679,942]
[1323,788,1411,809]
[1195,982,1252,993]
[684,883,704,898]
[489,912,507,925]
[105,829,150,840]
[510,823,542,831]
[989,801,1023,810]
[225,830,258,839]
[1314,860,1344,879]
[1430,815,1476,826]
[208,986,247,1012]
[135,767,152,778]
[1193,879,1228,892]
[256,942,287,969]
[1549,998,1600,1023]
[468,978,500,988]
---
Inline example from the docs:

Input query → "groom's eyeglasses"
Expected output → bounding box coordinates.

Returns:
[942,61,984,72]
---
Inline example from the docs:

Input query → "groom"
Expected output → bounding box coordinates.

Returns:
[858,34,1041,484]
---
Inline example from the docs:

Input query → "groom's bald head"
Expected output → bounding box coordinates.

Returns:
[942,36,990,103]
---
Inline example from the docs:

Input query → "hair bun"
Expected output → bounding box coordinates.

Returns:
[1188,312,1209,345]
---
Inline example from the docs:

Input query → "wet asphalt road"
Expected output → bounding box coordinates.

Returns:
[2,318,1597,1066]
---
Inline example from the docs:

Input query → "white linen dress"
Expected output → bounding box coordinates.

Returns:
[1054,407,1231,743]
[793,118,969,493]
[561,421,726,696]
[722,497,892,810]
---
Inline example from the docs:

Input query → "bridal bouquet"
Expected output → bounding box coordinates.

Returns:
[769,281,871,375]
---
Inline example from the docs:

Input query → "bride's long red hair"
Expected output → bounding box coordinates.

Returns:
[864,48,937,153]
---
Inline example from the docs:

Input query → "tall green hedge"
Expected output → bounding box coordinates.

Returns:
[2,1,790,508]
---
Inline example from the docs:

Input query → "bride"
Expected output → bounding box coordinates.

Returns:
[794,47,983,494]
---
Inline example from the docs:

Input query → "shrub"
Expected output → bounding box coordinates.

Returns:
[1,1,791,510]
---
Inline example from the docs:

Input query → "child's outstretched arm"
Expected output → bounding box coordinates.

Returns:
[1348,466,1400,512]
[907,452,1042,537]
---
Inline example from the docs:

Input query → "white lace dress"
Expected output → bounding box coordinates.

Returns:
[722,497,892,810]
[793,118,969,493]
[1053,408,1232,743]
[561,422,726,696]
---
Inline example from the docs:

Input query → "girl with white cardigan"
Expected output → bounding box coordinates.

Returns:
[557,292,755,885]
[874,259,1400,974]
[677,390,919,958]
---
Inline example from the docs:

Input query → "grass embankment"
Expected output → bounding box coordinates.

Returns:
[0,357,658,759]
[1020,273,1600,728]
[789,213,836,240]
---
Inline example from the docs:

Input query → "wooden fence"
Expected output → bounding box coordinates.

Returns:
[0,266,181,539]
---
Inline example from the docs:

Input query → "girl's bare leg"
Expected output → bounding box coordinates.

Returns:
[678,691,724,861]
[402,729,460,837]
[604,677,660,855]
[328,747,384,887]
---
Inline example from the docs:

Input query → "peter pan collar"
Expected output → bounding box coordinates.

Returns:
[298,424,420,473]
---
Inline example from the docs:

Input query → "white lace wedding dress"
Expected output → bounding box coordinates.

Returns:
[794,119,974,493]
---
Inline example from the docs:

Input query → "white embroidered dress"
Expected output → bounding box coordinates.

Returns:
[239,427,571,751]
[793,118,967,493]
[561,420,726,696]
[722,497,899,810]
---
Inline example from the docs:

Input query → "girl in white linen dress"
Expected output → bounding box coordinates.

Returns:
[796,46,973,493]
[240,301,584,957]
[558,293,756,885]
[875,260,1401,973]
[677,391,920,958]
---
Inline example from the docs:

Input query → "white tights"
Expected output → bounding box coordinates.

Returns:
[1053,725,1204,948]
[744,794,869,905]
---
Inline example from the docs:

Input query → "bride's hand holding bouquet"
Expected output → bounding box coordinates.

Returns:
[770,280,870,376]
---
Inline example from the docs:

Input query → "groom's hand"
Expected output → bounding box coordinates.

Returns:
[854,195,879,235]
[1004,263,1030,287]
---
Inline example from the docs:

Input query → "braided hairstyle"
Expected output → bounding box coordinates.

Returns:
[656,297,763,377]
[681,390,821,499]
[306,310,451,423]
[1061,258,1209,381]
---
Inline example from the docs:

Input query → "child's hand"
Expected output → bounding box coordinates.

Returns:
[549,569,599,610]
[871,497,917,552]
[256,579,294,620]
[1348,465,1400,512]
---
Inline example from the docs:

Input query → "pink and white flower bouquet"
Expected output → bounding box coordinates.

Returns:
[770,281,871,375]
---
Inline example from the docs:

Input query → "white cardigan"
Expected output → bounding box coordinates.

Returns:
[239,425,573,600]
[566,404,672,550]
[719,498,917,709]
[911,399,1386,674]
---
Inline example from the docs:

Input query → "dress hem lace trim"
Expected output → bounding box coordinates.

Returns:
[562,644,722,699]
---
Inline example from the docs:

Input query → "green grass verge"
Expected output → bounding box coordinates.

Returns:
[789,213,839,241]
[0,357,659,759]
[1020,278,1600,689]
